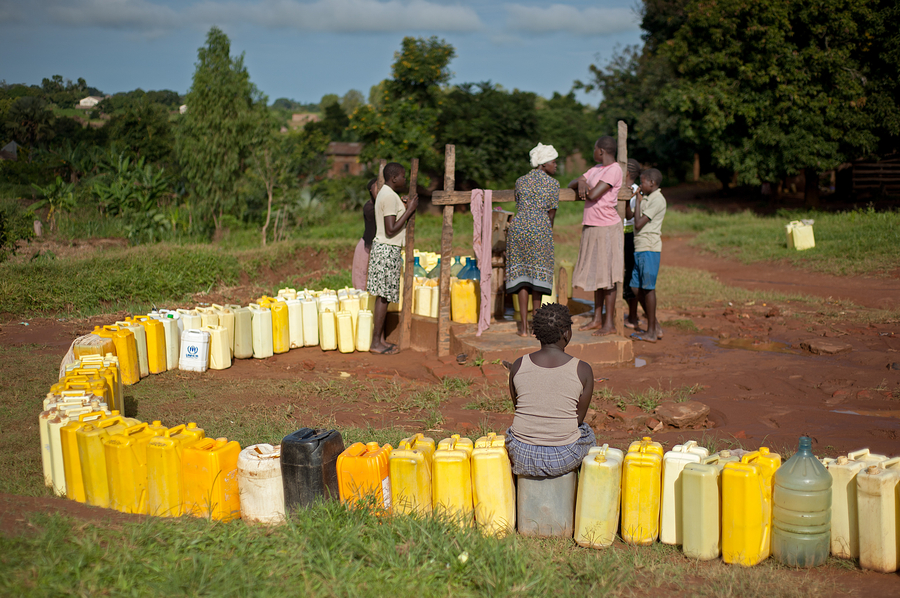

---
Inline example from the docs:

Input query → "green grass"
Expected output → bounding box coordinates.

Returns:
[664,206,900,277]
[591,382,705,413]
[0,505,833,598]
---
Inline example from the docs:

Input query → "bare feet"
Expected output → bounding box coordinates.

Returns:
[630,331,657,343]
[579,319,603,331]
[370,342,399,355]
[624,315,641,329]
[656,326,663,340]
[517,322,530,337]
[592,326,617,337]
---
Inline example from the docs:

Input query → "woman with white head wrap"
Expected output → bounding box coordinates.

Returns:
[505,143,560,336]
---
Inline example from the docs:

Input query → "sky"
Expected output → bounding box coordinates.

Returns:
[1,0,644,107]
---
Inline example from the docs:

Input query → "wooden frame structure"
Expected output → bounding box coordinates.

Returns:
[398,121,632,356]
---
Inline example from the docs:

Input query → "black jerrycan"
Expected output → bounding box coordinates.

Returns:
[280,428,344,512]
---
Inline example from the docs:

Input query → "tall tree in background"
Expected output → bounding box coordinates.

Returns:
[176,27,266,234]
[4,96,56,150]
[351,36,455,175]
[108,98,174,164]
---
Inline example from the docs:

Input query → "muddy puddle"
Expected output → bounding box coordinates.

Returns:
[714,337,794,354]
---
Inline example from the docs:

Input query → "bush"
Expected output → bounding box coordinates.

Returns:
[0,199,34,262]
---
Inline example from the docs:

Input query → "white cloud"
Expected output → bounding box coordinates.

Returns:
[504,3,639,35]
[190,0,482,32]
[30,0,482,33]
[44,0,179,30]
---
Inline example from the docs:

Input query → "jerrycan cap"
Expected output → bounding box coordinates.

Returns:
[866,465,881,475]
[186,422,198,429]
[365,441,380,452]
[720,450,731,458]
[836,456,849,465]
[593,443,610,463]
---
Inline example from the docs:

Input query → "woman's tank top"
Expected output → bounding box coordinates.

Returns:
[509,353,584,446]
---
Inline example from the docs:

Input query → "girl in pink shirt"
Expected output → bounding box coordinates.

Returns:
[567,136,624,336]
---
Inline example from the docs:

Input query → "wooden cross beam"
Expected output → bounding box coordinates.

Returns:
[433,121,631,356]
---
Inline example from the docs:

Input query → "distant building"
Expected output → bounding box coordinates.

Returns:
[77,96,104,109]
[290,113,321,129]
[325,142,364,178]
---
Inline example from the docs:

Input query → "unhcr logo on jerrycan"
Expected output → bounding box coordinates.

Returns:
[179,330,210,373]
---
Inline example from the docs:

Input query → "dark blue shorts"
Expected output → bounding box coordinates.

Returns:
[630,251,660,290]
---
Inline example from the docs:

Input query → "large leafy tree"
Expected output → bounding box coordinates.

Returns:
[176,27,267,234]
[438,82,538,187]
[351,36,455,175]
[4,96,56,150]
[108,98,174,164]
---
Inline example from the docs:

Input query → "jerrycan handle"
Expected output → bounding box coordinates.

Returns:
[847,448,870,460]
[98,415,125,429]
[740,450,761,464]
[681,440,699,451]
[77,410,107,422]
[133,315,149,322]
[700,455,720,465]
[880,456,900,470]
[165,424,186,437]
[123,422,148,436]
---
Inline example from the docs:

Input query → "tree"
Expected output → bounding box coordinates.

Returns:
[536,92,601,172]
[340,90,365,116]
[351,36,455,175]
[176,27,267,235]
[108,98,174,164]
[4,96,56,150]
[438,82,538,187]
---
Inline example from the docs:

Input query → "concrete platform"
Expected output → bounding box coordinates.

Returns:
[450,319,633,366]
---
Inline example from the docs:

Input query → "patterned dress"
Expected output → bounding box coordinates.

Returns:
[505,169,560,295]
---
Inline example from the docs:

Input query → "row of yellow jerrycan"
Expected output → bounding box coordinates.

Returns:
[336,432,516,536]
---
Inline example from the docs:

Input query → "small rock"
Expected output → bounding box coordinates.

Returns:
[765,307,780,318]
[800,339,852,355]
[301,360,316,371]
[890,363,900,371]
[646,417,663,432]
[655,401,710,429]
[733,430,747,439]
[826,389,851,405]
[856,389,874,401]
[612,404,651,430]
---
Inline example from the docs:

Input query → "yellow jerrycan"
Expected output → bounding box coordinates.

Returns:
[339,294,360,336]
[47,405,95,496]
[660,440,710,545]
[285,298,304,349]
[389,433,436,515]
[211,304,235,353]
[151,311,181,371]
[336,311,355,353]
[681,451,739,560]
[721,448,781,566]
[300,298,319,347]
[356,310,374,353]
[249,303,274,359]
[856,457,900,573]
[319,310,337,352]
[104,421,166,514]
[177,308,201,331]
[268,299,290,354]
[77,414,140,508]
[182,437,242,521]
[433,435,475,523]
[61,410,115,503]
[227,304,253,359]
[117,319,149,378]
[73,332,116,359]
[277,287,297,300]
[69,363,121,414]
[204,325,232,370]
[827,448,887,559]
[100,325,140,386]
[196,306,219,328]
[146,423,206,517]
[472,433,515,536]
[621,437,663,545]
[450,278,478,324]
[336,442,393,509]
[132,315,167,374]
[574,444,624,549]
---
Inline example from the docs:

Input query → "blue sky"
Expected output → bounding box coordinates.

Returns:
[1,0,643,106]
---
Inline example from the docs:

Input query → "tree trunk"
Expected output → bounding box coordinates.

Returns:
[693,153,701,182]
[261,182,273,246]
[804,167,820,208]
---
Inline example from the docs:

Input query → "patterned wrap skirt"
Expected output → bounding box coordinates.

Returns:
[505,422,596,477]
[572,222,624,292]
[366,240,402,304]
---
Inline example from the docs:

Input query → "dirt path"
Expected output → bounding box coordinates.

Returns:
[664,236,900,311]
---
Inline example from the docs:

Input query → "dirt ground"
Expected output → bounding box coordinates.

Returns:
[2,222,899,594]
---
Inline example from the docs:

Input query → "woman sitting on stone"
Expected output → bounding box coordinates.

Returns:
[505,303,596,477]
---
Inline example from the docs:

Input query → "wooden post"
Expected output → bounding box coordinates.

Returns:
[616,121,628,338]
[376,159,386,192]
[437,145,455,357]
[398,158,419,351]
